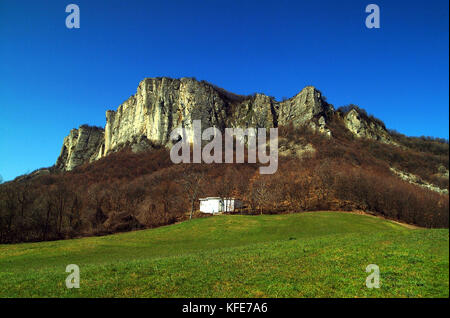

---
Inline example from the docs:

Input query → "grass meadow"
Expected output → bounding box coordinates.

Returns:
[0,212,448,297]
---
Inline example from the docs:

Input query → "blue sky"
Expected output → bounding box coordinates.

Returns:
[0,0,448,181]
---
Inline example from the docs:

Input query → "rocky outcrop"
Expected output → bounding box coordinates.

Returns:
[343,108,392,143]
[56,125,104,171]
[55,77,391,171]
[278,138,316,159]
[390,167,449,194]
[102,78,334,154]
[229,93,277,129]
[103,78,231,154]
[279,87,332,125]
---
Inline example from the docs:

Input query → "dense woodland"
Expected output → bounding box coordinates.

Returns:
[0,117,448,243]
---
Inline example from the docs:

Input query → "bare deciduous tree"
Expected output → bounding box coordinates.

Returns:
[180,169,205,220]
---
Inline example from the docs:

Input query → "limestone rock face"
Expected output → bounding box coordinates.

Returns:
[278,86,333,137]
[101,80,332,154]
[230,93,277,129]
[55,77,392,171]
[56,125,104,171]
[343,109,392,143]
[104,78,230,154]
[278,87,332,126]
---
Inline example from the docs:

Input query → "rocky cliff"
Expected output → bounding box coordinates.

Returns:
[56,77,390,171]
[56,125,104,171]
[342,108,392,143]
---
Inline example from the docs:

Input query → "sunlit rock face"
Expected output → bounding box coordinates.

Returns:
[55,77,389,171]
[343,108,392,143]
[104,78,230,153]
[56,125,104,171]
[278,86,332,126]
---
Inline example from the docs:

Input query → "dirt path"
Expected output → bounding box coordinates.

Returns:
[347,210,422,229]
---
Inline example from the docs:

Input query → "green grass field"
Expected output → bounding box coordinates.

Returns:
[0,212,448,297]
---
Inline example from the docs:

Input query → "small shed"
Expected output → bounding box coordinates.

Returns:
[199,197,243,214]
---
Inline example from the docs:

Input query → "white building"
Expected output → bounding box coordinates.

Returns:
[199,197,243,214]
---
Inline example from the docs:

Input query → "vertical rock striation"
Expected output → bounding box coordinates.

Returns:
[55,77,390,171]
[56,125,104,171]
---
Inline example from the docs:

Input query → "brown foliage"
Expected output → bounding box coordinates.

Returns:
[0,118,448,243]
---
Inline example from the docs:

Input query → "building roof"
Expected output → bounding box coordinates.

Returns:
[199,197,222,201]
[199,197,240,201]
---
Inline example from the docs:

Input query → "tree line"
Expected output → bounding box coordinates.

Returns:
[0,120,448,243]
